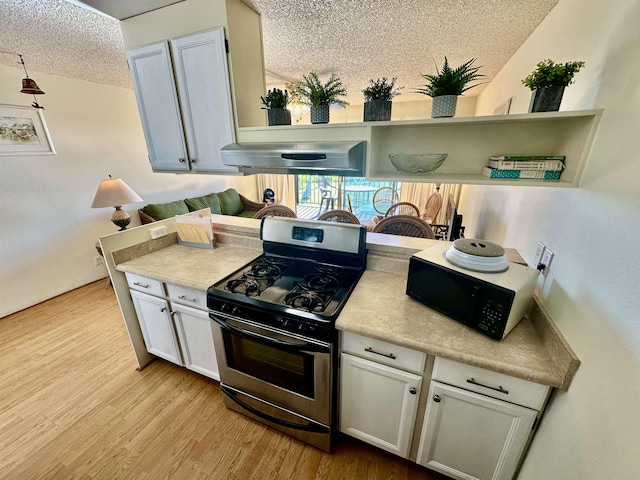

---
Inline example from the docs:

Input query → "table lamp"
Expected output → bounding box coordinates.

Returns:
[91,175,143,230]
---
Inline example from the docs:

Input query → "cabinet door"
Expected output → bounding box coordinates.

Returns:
[172,303,219,380]
[130,290,183,365]
[340,353,421,458]
[126,42,189,172]
[171,28,237,173]
[417,381,537,480]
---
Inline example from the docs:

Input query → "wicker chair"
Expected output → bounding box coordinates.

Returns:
[422,192,443,223]
[384,202,420,217]
[317,209,360,224]
[372,215,436,239]
[372,186,400,215]
[253,204,297,219]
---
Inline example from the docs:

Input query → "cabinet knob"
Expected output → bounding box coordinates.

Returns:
[409,387,417,395]
[190,158,197,164]
[160,307,167,313]
[433,394,441,403]
[178,158,186,163]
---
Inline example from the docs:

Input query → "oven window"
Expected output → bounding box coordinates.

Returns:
[223,332,315,398]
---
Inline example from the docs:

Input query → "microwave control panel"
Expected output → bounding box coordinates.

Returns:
[478,299,507,338]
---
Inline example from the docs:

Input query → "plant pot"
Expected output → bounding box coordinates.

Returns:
[363,100,392,122]
[528,86,565,112]
[267,108,291,126]
[431,95,458,118]
[310,104,330,124]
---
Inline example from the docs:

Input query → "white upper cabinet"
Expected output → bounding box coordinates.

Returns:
[127,28,237,173]
[171,29,237,173]
[127,41,188,172]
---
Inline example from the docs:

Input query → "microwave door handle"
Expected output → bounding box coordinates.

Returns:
[210,314,327,353]
[220,384,328,433]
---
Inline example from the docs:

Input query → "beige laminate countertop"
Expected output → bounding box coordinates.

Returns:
[337,270,563,387]
[115,243,261,291]
[115,240,570,389]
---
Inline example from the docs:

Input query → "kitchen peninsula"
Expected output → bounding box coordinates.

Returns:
[100,214,579,479]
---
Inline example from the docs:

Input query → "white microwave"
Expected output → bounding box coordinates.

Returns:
[406,243,538,340]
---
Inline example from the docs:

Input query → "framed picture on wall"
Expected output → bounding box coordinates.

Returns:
[0,104,56,156]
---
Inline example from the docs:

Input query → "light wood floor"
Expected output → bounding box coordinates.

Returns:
[0,281,448,480]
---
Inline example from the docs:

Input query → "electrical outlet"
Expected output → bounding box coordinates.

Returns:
[534,242,546,266]
[540,248,554,275]
[93,255,103,266]
[150,225,168,239]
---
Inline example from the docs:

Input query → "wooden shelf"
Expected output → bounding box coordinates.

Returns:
[236,110,603,188]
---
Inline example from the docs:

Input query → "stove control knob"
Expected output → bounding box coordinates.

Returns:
[220,303,230,314]
[231,306,242,316]
[297,323,307,334]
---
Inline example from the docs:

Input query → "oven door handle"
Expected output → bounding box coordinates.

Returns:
[211,314,329,353]
[220,384,328,433]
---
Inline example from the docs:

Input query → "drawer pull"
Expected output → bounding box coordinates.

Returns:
[467,377,509,395]
[178,295,198,303]
[364,346,396,360]
[433,394,441,403]
[133,282,150,288]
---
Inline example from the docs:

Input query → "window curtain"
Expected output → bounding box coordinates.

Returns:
[257,174,297,210]
[400,183,462,224]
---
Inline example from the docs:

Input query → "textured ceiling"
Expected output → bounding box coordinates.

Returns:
[0,0,560,105]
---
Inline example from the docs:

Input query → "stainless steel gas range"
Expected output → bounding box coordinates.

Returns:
[206,217,367,451]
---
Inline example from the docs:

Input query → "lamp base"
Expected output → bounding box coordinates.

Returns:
[111,206,131,231]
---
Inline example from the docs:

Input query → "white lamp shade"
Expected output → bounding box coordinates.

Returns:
[91,177,143,208]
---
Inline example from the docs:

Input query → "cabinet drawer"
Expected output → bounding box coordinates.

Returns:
[432,357,550,410]
[341,332,426,375]
[166,284,207,310]
[125,273,165,297]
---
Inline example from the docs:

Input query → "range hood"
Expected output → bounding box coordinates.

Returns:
[221,141,367,176]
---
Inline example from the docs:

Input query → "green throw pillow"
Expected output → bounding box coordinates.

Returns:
[217,188,244,216]
[142,200,189,220]
[184,193,222,214]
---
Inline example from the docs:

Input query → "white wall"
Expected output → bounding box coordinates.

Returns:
[0,66,257,317]
[464,0,640,478]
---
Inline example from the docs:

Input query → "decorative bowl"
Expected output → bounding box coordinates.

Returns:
[389,153,448,174]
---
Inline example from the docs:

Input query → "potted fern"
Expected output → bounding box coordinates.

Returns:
[522,59,585,112]
[260,88,292,126]
[416,57,485,118]
[289,72,348,124]
[362,77,403,122]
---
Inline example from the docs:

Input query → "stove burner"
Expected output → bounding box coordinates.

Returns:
[283,290,326,312]
[301,273,340,292]
[227,278,267,296]
[248,257,287,279]
[225,256,290,297]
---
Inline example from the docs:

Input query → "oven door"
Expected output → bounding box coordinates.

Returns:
[210,312,332,425]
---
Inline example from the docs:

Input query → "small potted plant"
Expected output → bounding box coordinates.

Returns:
[260,88,292,126]
[289,72,348,124]
[362,77,403,122]
[522,59,585,112]
[416,57,485,118]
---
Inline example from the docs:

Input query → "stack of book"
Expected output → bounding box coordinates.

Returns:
[482,155,565,180]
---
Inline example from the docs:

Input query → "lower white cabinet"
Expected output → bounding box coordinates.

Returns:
[416,357,550,480]
[126,273,219,380]
[130,289,183,365]
[417,381,537,480]
[339,332,425,458]
[172,303,219,380]
[339,332,550,479]
[340,353,422,458]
